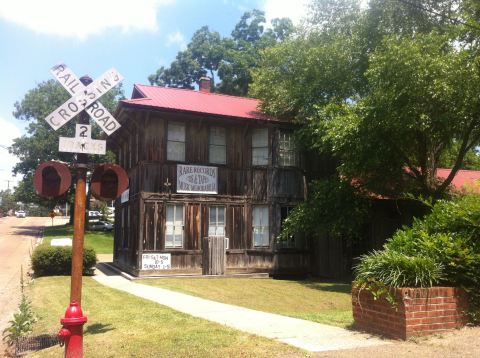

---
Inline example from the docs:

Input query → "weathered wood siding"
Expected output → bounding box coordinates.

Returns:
[111,109,319,276]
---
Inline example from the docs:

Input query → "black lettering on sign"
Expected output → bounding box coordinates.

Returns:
[79,126,88,138]
[49,115,61,127]
[67,102,78,113]
[59,109,70,121]
[100,79,111,90]
[93,107,105,118]
[59,73,71,84]
[105,121,117,131]
[70,82,80,94]
[52,64,65,76]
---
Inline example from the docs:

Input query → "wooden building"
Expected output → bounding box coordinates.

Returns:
[110,78,310,276]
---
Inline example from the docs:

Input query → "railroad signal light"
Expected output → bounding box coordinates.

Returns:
[33,161,72,199]
[90,164,128,201]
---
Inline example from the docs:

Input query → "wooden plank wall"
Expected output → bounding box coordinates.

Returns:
[202,236,226,275]
[112,109,319,275]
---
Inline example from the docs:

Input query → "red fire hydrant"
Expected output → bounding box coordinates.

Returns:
[58,301,88,358]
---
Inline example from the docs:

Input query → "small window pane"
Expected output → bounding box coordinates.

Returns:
[253,206,269,247]
[167,141,185,162]
[210,127,225,145]
[252,129,268,166]
[209,127,226,164]
[252,128,268,146]
[252,148,268,165]
[209,206,226,238]
[210,145,226,164]
[279,131,297,167]
[165,204,184,248]
[168,123,185,141]
[167,123,185,162]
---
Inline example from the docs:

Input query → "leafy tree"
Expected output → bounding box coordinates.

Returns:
[252,0,480,199]
[0,189,18,214]
[10,79,122,209]
[149,10,293,96]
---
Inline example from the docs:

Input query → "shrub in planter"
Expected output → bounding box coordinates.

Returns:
[32,246,97,277]
[355,194,480,324]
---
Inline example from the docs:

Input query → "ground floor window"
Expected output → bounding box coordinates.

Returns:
[253,206,269,247]
[165,204,184,248]
[279,206,295,248]
[209,205,225,236]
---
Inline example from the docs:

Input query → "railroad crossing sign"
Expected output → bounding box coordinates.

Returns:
[46,63,123,135]
[59,124,106,155]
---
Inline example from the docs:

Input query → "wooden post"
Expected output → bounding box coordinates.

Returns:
[69,76,92,305]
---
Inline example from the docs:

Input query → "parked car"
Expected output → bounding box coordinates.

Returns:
[88,221,114,231]
[15,210,26,218]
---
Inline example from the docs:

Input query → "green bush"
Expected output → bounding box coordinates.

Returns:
[32,246,97,277]
[355,194,480,323]
[355,250,443,288]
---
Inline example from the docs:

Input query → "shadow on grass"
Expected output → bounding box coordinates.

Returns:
[43,224,73,237]
[274,276,352,294]
[300,281,352,294]
[85,323,115,335]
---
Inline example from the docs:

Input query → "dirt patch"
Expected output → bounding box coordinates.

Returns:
[313,326,480,358]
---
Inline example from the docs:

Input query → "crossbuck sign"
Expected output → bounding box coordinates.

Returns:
[47,64,123,135]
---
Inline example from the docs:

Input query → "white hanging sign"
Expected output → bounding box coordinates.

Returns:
[58,124,106,155]
[177,164,218,194]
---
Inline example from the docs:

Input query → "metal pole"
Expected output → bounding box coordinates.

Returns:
[58,75,92,358]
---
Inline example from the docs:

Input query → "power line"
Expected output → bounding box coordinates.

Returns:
[394,0,480,32]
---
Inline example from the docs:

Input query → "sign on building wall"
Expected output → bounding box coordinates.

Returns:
[120,189,129,203]
[141,253,171,270]
[177,164,218,194]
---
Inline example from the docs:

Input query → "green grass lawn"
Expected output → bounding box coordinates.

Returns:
[42,224,113,254]
[142,278,353,328]
[27,277,302,358]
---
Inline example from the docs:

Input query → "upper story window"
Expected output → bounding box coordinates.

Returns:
[167,122,185,162]
[252,128,268,166]
[209,127,226,164]
[278,131,297,167]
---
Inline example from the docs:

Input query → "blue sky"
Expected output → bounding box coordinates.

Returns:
[0,0,310,190]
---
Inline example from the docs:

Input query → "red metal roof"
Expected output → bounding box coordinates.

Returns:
[121,84,283,122]
[437,168,480,192]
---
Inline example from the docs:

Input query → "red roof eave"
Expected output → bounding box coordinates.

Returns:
[118,84,289,123]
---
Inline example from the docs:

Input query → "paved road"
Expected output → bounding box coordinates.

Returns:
[0,216,46,349]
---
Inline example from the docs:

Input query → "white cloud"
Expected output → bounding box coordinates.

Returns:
[262,0,310,27]
[0,117,22,190]
[0,0,174,40]
[166,31,186,49]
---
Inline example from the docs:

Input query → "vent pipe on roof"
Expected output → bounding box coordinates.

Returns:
[199,77,211,93]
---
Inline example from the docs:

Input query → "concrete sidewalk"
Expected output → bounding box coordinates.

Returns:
[93,265,389,353]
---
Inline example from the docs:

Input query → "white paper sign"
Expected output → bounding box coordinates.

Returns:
[58,124,106,154]
[120,189,129,203]
[177,164,218,194]
[141,253,171,270]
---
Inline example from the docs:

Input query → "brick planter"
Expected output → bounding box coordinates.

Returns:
[352,285,468,340]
